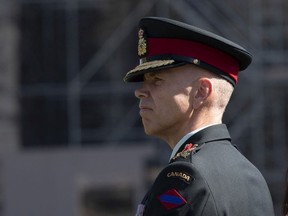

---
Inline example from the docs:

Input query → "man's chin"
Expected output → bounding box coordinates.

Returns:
[143,128,153,136]
[143,126,155,136]
[143,126,161,137]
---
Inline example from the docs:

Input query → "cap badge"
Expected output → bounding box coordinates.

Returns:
[138,29,147,57]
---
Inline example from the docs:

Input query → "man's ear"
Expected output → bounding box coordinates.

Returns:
[193,78,212,109]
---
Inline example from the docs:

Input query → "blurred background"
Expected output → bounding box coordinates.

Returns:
[0,0,287,215]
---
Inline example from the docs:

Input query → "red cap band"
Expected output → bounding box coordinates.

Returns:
[146,38,240,83]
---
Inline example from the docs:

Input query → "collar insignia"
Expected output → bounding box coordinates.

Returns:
[138,28,147,57]
[172,143,197,160]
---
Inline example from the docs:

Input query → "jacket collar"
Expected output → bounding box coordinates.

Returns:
[169,124,231,162]
[185,124,231,145]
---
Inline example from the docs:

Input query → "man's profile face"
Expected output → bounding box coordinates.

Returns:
[134,65,199,140]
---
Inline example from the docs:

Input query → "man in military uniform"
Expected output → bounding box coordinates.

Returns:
[124,17,275,216]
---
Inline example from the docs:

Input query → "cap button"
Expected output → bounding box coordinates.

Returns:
[193,59,200,65]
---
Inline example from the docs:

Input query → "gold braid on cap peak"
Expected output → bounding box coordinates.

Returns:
[127,60,175,75]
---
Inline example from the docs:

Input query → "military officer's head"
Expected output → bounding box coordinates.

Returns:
[124,17,252,147]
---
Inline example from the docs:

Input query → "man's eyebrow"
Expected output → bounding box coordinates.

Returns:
[144,73,157,80]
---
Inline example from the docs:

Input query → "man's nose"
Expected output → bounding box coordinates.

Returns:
[134,83,149,99]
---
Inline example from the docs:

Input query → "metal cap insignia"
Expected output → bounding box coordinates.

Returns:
[138,28,147,57]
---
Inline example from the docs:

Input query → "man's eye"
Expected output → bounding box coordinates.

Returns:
[154,77,163,85]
